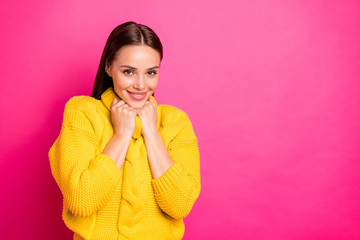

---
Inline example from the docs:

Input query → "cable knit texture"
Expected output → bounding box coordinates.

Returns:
[49,87,201,240]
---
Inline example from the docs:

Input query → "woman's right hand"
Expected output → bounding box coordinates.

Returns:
[110,97,136,139]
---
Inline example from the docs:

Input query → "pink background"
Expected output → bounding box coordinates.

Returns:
[1,0,360,239]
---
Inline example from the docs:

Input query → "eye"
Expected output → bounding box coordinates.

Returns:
[147,70,157,76]
[123,69,134,75]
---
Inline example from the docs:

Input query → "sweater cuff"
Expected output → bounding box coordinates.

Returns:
[152,162,184,195]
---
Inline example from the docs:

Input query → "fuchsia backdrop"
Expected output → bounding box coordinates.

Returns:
[1,0,360,239]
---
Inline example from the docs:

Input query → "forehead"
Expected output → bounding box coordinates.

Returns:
[114,45,161,66]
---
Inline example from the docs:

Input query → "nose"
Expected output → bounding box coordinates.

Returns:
[133,75,145,90]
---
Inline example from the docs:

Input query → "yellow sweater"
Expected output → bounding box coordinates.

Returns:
[49,87,201,240]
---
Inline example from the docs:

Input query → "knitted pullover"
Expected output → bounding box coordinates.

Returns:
[49,87,201,240]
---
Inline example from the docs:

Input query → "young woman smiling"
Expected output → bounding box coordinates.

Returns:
[49,22,201,240]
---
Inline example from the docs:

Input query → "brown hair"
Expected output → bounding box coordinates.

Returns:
[91,21,163,99]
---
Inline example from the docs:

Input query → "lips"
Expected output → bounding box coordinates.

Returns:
[127,90,147,100]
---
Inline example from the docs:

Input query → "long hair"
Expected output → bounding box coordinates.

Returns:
[91,22,163,99]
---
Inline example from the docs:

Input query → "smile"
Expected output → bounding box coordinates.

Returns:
[127,90,147,100]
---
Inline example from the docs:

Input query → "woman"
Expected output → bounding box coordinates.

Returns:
[49,22,201,240]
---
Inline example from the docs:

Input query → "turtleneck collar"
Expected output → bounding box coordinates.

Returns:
[100,87,160,139]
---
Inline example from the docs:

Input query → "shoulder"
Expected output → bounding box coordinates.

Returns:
[62,95,102,129]
[158,104,195,133]
[64,96,100,114]
[158,104,197,141]
[158,104,190,124]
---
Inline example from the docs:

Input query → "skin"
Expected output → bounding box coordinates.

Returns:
[102,45,174,179]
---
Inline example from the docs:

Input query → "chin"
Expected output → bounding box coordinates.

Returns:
[128,99,147,109]
[131,104,145,109]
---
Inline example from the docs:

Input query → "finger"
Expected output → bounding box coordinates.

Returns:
[129,108,137,115]
[145,98,152,104]
[127,107,138,115]
[111,97,120,106]
[145,100,153,106]
[136,108,144,115]
[144,101,155,108]
[147,98,156,107]
[112,99,126,108]
[149,97,156,104]
[122,105,132,111]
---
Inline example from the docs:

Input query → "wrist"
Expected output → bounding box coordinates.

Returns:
[143,128,160,140]
[112,132,132,142]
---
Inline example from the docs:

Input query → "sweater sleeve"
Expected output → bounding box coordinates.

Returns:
[49,100,122,218]
[152,113,201,220]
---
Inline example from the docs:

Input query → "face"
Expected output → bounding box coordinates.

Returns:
[106,45,161,109]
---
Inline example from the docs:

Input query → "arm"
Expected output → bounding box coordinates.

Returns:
[137,100,201,220]
[49,98,135,217]
[143,129,175,179]
[151,116,201,220]
[49,107,122,217]
[102,97,136,169]
[137,98,174,179]
[102,134,131,169]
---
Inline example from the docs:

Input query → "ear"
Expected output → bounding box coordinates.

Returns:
[105,62,112,77]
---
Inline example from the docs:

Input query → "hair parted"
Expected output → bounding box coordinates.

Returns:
[91,21,163,99]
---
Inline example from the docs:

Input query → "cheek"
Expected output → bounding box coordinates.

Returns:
[113,76,131,89]
[148,78,159,90]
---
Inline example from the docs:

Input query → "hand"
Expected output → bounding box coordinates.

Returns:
[110,97,136,139]
[137,98,158,137]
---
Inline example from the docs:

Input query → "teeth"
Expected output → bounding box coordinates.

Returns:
[128,91,146,98]
[130,92,145,98]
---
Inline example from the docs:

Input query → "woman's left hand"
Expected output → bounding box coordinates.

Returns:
[137,98,158,137]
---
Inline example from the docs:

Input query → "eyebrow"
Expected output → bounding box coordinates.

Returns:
[120,65,159,70]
